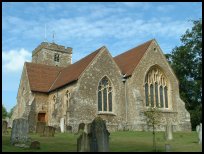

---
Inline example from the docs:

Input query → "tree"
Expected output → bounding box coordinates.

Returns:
[144,107,162,152]
[8,106,15,118]
[2,104,8,119]
[166,19,202,130]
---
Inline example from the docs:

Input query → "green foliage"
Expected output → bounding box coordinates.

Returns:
[7,106,15,118]
[2,104,8,119]
[167,19,202,130]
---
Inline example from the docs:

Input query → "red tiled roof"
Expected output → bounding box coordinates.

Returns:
[49,46,103,91]
[26,40,153,93]
[26,62,63,92]
[26,46,103,93]
[114,39,153,77]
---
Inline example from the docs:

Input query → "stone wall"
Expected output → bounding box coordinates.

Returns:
[126,40,191,131]
[69,48,124,132]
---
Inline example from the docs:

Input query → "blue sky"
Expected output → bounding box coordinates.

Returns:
[2,2,202,112]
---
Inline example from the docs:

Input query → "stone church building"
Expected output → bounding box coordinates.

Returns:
[12,39,191,132]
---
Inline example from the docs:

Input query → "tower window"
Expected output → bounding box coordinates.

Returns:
[54,53,60,62]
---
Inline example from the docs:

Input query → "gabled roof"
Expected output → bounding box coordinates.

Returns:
[114,39,153,77]
[26,46,103,93]
[49,46,103,91]
[26,39,153,93]
[26,62,63,93]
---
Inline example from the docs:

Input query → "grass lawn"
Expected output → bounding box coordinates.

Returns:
[2,130,202,152]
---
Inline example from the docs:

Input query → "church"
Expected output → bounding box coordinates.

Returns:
[11,39,191,132]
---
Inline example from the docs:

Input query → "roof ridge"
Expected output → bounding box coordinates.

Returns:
[49,46,104,91]
[114,39,154,58]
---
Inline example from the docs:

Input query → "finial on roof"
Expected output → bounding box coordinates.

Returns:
[52,31,55,43]
[44,24,47,42]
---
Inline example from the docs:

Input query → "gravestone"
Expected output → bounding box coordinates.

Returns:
[10,118,29,145]
[36,122,46,135]
[89,117,110,152]
[2,120,8,134]
[165,124,173,140]
[66,125,72,133]
[198,123,202,144]
[42,126,55,137]
[30,141,40,149]
[165,144,171,152]
[60,118,65,133]
[196,125,200,133]
[77,131,90,152]
[78,123,85,132]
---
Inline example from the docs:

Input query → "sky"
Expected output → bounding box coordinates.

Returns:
[2,2,202,112]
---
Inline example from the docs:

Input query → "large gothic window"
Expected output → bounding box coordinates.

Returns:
[144,67,169,108]
[98,76,112,112]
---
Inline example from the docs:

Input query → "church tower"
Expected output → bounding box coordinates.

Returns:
[32,42,72,67]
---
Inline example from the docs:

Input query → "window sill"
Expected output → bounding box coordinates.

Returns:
[97,112,116,116]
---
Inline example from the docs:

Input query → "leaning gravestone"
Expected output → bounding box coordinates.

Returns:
[2,120,8,134]
[89,117,110,152]
[165,124,173,140]
[10,118,29,146]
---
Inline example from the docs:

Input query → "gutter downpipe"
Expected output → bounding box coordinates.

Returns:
[122,74,128,129]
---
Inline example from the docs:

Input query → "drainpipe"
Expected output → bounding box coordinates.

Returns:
[122,74,128,128]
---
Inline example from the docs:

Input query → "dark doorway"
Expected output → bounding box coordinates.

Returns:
[38,113,46,122]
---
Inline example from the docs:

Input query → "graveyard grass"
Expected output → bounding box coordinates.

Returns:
[2,130,202,152]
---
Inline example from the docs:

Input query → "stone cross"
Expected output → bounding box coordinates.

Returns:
[10,118,29,145]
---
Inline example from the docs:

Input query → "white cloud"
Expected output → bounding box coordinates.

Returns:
[2,48,31,72]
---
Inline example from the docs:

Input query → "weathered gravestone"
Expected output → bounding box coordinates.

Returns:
[30,141,40,149]
[66,125,72,133]
[198,123,202,144]
[196,124,200,133]
[165,144,171,152]
[89,117,110,152]
[10,118,29,146]
[41,126,55,137]
[77,123,91,152]
[165,124,173,140]
[78,123,85,132]
[36,122,46,135]
[2,120,8,134]
[77,117,110,152]
[60,118,65,133]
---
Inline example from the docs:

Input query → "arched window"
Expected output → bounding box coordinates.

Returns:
[98,76,112,112]
[155,82,159,107]
[164,86,168,108]
[150,84,154,107]
[160,86,164,108]
[144,67,169,108]
[145,83,149,106]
